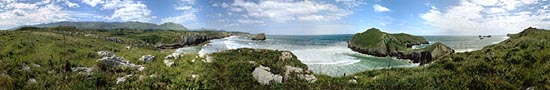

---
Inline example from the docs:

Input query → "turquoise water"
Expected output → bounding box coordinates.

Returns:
[179,35,508,77]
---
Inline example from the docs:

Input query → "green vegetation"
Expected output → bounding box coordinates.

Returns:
[349,28,428,49]
[1,27,549,89]
[0,27,228,89]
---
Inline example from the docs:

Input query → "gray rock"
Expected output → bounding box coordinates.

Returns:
[31,63,41,67]
[284,66,317,83]
[139,55,155,63]
[252,65,282,85]
[96,51,142,71]
[116,75,133,84]
[164,53,180,60]
[72,67,93,75]
[97,56,133,67]
[97,51,114,57]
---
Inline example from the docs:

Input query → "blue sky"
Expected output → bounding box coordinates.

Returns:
[1,0,549,35]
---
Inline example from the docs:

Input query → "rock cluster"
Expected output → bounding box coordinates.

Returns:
[96,51,144,71]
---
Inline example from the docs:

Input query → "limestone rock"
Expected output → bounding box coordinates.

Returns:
[96,51,143,71]
[279,51,293,61]
[348,79,357,84]
[27,78,37,84]
[251,33,266,40]
[165,53,180,60]
[284,66,317,83]
[116,75,133,84]
[72,67,93,75]
[252,65,283,85]
[164,60,174,67]
[97,51,114,57]
[22,63,30,71]
[139,55,155,63]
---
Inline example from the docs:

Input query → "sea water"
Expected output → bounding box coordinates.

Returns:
[177,35,508,77]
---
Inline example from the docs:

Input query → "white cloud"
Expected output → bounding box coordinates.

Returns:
[65,0,79,8]
[161,0,198,25]
[232,0,352,22]
[335,0,366,8]
[238,19,264,24]
[421,0,550,35]
[373,4,390,12]
[110,2,151,22]
[81,0,104,7]
[0,0,92,29]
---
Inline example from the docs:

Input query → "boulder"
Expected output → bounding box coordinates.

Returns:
[139,55,155,63]
[252,65,283,85]
[251,33,266,40]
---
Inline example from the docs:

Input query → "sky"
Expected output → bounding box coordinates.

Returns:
[0,0,549,35]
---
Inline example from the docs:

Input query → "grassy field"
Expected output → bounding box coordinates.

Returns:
[0,27,549,89]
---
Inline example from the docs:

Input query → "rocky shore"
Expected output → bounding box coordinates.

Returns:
[154,32,231,49]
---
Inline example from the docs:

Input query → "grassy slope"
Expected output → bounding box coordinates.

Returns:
[345,28,550,89]
[1,27,549,89]
[0,28,221,89]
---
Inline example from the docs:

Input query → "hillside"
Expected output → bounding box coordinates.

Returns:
[348,28,454,64]
[28,21,188,30]
[1,27,549,89]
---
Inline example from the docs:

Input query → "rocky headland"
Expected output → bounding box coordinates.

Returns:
[348,28,454,65]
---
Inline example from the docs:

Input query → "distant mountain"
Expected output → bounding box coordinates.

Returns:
[28,21,188,30]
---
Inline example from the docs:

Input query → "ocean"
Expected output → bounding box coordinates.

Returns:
[176,35,509,77]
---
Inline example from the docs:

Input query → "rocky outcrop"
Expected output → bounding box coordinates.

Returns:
[96,51,144,71]
[251,33,266,40]
[155,32,230,49]
[348,28,454,65]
